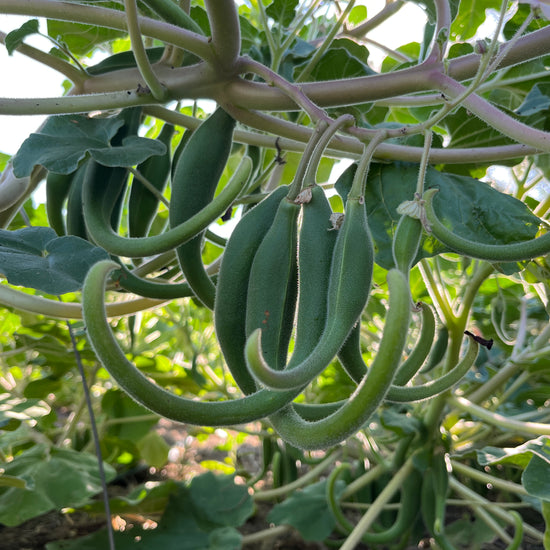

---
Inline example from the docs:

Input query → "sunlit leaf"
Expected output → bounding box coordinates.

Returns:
[5,19,40,55]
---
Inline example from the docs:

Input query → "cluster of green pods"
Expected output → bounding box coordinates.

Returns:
[72,107,484,451]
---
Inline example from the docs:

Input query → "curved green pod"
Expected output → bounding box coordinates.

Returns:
[392,302,436,386]
[111,260,199,300]
[128,122,175,238]
[392,212,423,275]
[65,161,90,240]
[170,107,236,309]
[214,185,289,395]
[245,196,375,391]
[246,197,300,370]
[46,170,74,236]
[385,333,478,402]
[264,269,411,450]
[327,463,422,544]
[288,185,338,368]
[336,322,367,383]
[82,149,249,258]
[82,260,312,426]
[423,188,550,262]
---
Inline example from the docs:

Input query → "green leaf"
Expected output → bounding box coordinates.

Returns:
[189,472,254,528]
[78,479,180,516]
[0,444,115,527]
[516,83,550,116]
[12,115,122,176]
[504,3,549,40]
[267,479,344,541]
[348,5,367,25]
[5,19,40,55]
[335,162,540,270]
[302,38,375,81]
[101,389,159,442]
[476,436,550,469]
[542,500,550,550]
[47,17,126,56]
[0,227,109,294]
[136,431,170,470]
[90,135,166,166]
[0,395,50,432]
[207,527,242,550]
[85,47,166,75]
[266,0,299,27]
[12,113,163,177]
[523,454,550,500]
[450,0,502,40]
[23,377,62,399]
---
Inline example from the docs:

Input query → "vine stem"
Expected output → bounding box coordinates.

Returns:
[339,458,414,550]
[252,449,342,501]
[0,284,166,320]
[294,0,356,83]
[238,57,331,124]
[145,105,541,165]
[124,0,167,100]
[345,0,404,37]
[429,72,550,153]
[0,30,84,84]
[0,0,214,61]
[204,0,240,71]
[449,460,528,497]
[450,395,550,436]
[449,476,544,542]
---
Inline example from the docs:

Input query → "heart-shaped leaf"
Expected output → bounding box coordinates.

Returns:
[12,114,165,177]
[0,227,109,294]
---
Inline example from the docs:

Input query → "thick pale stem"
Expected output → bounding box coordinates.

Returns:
[0,0,214,61]
[429,72,550,153]
[124,0,168,100]
[204,0,241,71]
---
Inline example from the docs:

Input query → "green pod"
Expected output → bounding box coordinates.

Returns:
[421,324,449,373]
[82,151,248,259]
[214,185,289,394]
[421,453,451,546]
[128,122,175,238]
[392,302,436,386]
[170,127,194,181]
[271,449,284,488]
[337,323,367,384]
[83,160,131,235]
[65,161,90,239]
[246,197,300,371]
[288,185,338,369]
[327,465,422,545]
[46,170,74,236]
[108,108,144,232]
[392,213,423,274]
[246,196,375,391]
[82,260,315,426]
[110,261,199,300]
[423,188,550,262]
[170,107,236,309]
[386,334,478,402]
[265,269,411,450]
[81,108,143,236]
